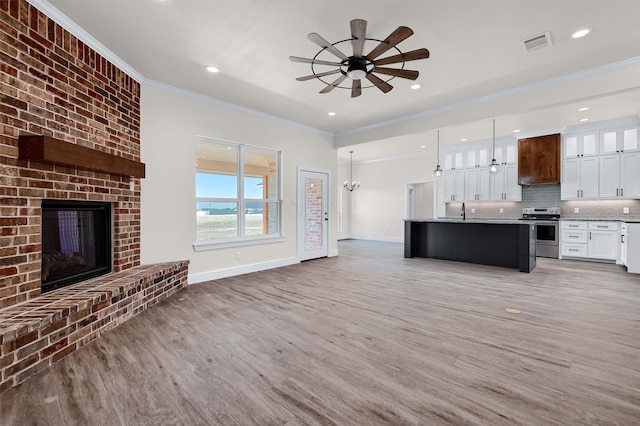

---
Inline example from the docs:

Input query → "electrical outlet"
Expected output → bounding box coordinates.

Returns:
[623,207,630,214]
[574,208,580,214]
[236,252,240,260]
[471,208,475,213]
[499,208,504,214]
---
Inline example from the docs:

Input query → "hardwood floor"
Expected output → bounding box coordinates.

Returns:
[1,240,639,425]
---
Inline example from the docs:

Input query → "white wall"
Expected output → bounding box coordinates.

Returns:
[346,155,443,242]
[140,85,337,283]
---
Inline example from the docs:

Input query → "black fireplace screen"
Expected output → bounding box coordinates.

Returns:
[41,200,112,293]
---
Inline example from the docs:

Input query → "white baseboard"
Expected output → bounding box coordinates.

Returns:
[188,256,299,284]
[345,235,404,243]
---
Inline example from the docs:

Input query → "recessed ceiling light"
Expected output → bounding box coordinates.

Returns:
[410,84,422,90]
[572,28,592,39]
[420,145,426,148]
[513,129,521,133]
[204,65,220,73]
[328,112,336,116]
[461,138,468,142]
[579,118,589,122]
[578,107,590,112]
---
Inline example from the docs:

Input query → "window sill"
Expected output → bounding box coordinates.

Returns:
[193,235,286,251]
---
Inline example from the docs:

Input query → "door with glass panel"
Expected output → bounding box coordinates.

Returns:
[298,169,329,261]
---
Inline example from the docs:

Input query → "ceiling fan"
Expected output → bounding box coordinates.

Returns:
[290,19,430,98]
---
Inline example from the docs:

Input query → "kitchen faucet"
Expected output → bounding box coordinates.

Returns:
[461,202,466,220]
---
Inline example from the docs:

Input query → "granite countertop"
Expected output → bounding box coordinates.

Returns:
[407,218,526,224]
[560,218,640,223]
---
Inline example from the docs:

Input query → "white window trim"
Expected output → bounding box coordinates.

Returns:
[194,136,283,250]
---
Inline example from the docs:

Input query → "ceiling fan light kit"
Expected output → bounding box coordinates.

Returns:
[290,19,430,98]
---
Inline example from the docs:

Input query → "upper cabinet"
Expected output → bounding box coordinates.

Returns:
[465,144,490,168]
[494,141,517,165]
[600,127,639,154]
[561,119,640,200]
[517,134,560,185]
[443,150,464,170]
[563,132,598,158]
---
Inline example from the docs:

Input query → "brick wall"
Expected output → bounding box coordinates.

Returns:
[0,0,141,309]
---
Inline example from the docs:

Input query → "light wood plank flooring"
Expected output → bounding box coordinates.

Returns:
[1,240,639,425]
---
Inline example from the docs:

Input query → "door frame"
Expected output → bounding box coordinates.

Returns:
[405,179,438,220]
[297,167,331,261]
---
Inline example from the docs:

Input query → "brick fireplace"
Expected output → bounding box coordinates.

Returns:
[0,1,187,393]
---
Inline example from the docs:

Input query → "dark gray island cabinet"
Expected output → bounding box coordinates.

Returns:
[404,219,537,272]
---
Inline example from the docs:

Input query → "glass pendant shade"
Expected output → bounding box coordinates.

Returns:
[489,159,502,175]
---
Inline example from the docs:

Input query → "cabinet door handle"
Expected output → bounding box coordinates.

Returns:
[589,232,592,240]
[569,249,579,252]
[569,235,578,238]
[581,190,583,197]
[621,188,623,196]
[577,190,580,198]
[617,188,619,196]
[622,235,625,243]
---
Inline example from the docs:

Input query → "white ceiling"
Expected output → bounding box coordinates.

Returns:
[40,0,640,161]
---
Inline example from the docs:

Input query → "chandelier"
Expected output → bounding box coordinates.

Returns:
[343,151,360,191]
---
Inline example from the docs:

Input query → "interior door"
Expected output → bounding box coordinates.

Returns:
[298,169,329,261]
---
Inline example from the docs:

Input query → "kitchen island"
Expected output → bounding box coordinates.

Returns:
[404,219,536,272]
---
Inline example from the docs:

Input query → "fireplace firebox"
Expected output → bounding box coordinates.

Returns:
[41,200,112,293]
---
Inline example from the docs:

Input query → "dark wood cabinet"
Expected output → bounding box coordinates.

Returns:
[518,133,560,185]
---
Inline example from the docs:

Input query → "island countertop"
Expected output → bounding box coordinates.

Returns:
[406,217,524,224]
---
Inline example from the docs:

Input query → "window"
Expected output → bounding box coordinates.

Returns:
[194,137,282,249]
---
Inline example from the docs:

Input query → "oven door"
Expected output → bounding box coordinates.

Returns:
[535,221,559,258]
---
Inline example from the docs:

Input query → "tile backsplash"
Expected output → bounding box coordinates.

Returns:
[445,183,640,219]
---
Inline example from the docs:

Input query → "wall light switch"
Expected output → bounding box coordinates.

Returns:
[623,207,630,214]
[574,208,580,214]
[499,208,504,214]
[471,208,476,213]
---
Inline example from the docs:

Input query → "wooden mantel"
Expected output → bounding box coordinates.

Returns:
[18,135,145,178]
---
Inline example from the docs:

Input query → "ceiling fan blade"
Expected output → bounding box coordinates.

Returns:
[365,74,393,93]
[350,19,367,58]
[320,74,348,94]
[373,67,419,80]
[373,48,430,66]
[289,56,342,67]
[351,79,362,98]
[366,26,414,60]
[296,69,341,81]
[308,33,348,60]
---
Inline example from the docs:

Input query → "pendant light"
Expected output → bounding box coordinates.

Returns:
[343,150,360,191]
[488,118,502,175]
[432,129,443,178]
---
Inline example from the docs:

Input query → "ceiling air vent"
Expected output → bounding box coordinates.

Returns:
[521,32,552,52]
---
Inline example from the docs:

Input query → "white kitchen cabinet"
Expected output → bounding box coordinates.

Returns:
[490,164,521,201]
[599,152,640,198]
[563,132,598,158]
[466,144,491,168]
[465,167,491,201]
[494,141,517,165]
[600,127,639,154]
[560,221,619,262]
[627,223,640,274]
[561,157,598,200]
[443,150,464,170]
[444,169,465,202]
[621,223,628,267]
[587,222,619,261]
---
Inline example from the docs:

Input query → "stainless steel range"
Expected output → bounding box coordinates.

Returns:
[521,207,560,258]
